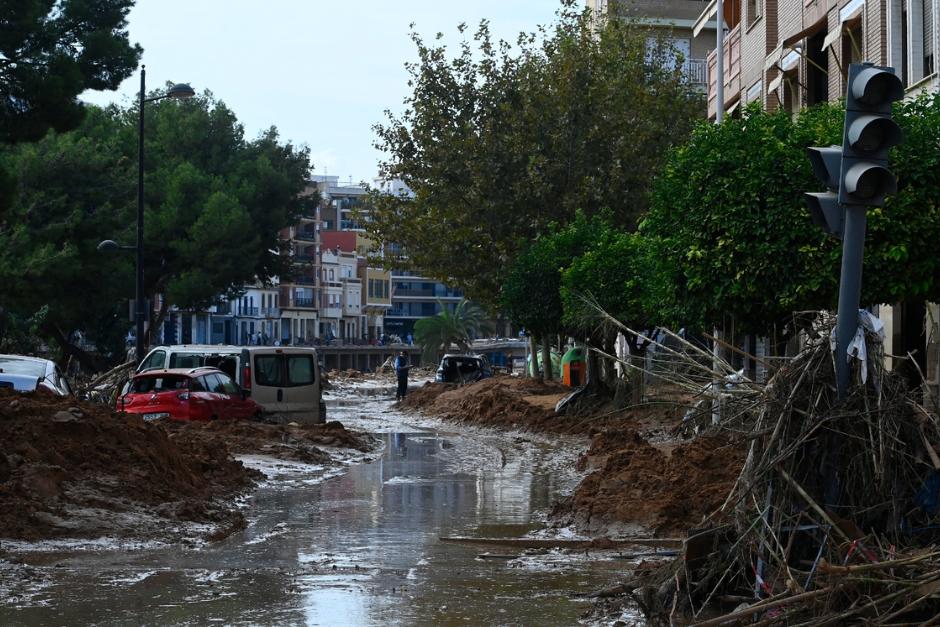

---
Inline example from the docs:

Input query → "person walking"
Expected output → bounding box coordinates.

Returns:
[394,351,410,401]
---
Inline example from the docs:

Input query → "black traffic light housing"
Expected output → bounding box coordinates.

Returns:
[805,146,844,239]
[839,63,904,206]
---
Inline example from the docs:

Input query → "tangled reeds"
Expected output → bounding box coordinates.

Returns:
[596,309,940,625]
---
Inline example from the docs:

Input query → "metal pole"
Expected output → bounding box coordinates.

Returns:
[715,0,725,123]
[834,205,867,399]
[136,66,146,364]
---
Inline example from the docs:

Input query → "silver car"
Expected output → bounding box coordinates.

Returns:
[0,354,73,396]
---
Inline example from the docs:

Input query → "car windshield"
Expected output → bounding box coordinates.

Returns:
[130,375,191,394]
[0,358,46,378]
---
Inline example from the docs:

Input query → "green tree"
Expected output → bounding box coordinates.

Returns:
[413,298,492,364]
[642,96,940,338]
[1,0,141,144]
[0,95,313,367]
[501,211,610,380]
[369,1,702,306]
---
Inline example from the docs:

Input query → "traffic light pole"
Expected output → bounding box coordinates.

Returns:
[834,205,867,399]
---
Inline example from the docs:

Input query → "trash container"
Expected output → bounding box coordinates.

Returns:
[562,347,586,387]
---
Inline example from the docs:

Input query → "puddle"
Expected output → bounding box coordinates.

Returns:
[0,393,646,625]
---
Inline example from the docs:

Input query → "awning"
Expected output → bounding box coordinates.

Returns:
[726,98,741,116]
[781,15,827,48]
[693,0,718,37]
[764,45,783,72]
[767,74,783,94]
[821,5,864,51]
[780,49,801,71]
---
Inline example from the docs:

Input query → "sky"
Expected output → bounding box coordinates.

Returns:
[81,0,563,185]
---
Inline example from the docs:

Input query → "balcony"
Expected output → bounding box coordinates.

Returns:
[262,307,280,318]
[294,228,318,243]
[707,23,741,119]
[292,297,316,308]
[212,302,231,315]
[685,58,708,87]
[237,307,259,317]
[293,254,316,263]
[291,277,317,286]
[320,306,342,319]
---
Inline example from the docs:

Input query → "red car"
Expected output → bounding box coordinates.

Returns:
[118,367,261,422]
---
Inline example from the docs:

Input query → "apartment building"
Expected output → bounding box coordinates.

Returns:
[587,0,717,91]
[694,0,939,120]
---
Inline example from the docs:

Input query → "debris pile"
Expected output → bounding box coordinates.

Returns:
[0,389,258,542]
[626,316,940,625]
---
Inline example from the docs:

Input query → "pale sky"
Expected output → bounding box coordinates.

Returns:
[81,0,562,184]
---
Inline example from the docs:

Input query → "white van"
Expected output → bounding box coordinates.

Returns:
[136,345,325,424]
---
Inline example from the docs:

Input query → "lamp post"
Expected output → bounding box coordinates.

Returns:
[100,66,194,364]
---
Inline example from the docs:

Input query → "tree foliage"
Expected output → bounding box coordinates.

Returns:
[0,94,313,363]
[500,211,611,339]
[1,0,141,144]
[369,1,703,305]
[413,298,493,363]
[642,96,940,336]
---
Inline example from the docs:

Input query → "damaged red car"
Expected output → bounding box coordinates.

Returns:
[118,367,260,422]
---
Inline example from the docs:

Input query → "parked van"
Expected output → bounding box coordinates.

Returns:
[136,345,325,424]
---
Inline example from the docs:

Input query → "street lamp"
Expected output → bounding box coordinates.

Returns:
[100,65,194,364]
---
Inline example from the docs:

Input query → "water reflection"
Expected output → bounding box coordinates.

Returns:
[1,418,629,626]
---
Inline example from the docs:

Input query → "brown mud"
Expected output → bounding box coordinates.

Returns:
[0,390,374,543]
[400,376,744,537]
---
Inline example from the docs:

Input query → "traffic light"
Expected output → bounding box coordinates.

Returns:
[805,146,844,239]
[839,63,904,206]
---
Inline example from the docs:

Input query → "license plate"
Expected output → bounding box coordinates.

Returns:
[142,412,169,421]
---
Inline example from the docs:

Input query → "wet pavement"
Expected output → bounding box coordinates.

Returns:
[0,390,648,626]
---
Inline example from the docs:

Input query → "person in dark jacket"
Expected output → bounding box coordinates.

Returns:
[394,351,410,401]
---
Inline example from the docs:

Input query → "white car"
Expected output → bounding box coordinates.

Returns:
[0,354,73,396]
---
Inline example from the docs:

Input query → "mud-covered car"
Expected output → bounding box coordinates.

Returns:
[0,354,73,396]
[118,367,260,422]
[435,354,492,384]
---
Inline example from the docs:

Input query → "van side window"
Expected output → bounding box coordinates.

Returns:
[287,355,315,386]
[255,355,282,386]
[140,350,166,371]
[170,353,203,369]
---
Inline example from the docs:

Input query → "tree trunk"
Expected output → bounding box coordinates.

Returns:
[898,298,928,393]
[541,335,553,381]
[529,334,542,382]
[148,296,170,351]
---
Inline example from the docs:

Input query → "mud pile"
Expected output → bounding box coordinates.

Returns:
[553,429,745,536]
[400,377,574,432]
[161,419,375,465]
[0,390,258,542]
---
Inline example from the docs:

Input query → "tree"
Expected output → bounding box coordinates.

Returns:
[1,0,141,143]
[369,1,703,306]
[642,97,940,338]
[0,95,313,367]
[501,211,611,380]
[413,298,492,364]
[559,229,650,398]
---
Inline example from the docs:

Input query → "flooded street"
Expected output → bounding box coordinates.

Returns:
[1,389,646,626]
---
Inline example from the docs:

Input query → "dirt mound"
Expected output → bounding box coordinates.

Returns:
[0,390,258,542]
[400,377,575,432]
[554,429,745,536]
[160,419,375,464]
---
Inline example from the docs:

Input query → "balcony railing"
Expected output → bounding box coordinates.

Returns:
[293,297,315,308]
[294,229,318,242]
[262,307,280,318]
[293,254,316,263]
[707,24,742,119]
[686,58,708,86]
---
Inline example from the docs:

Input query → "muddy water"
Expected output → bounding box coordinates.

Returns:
[0,393,646,626]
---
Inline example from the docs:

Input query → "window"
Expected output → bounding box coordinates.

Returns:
[139,350,166,372]
[255,355,282,386]
[216,373,239,394]
[131,375,189,393]
[203,373,226,393]
[748,0,761,26]
[287,355,315,386]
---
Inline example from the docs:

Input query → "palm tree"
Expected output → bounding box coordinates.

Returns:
[413,299,492,364]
